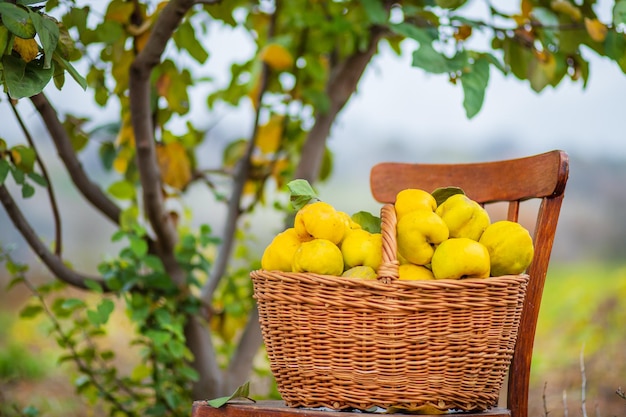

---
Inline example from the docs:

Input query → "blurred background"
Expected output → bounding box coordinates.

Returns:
[1,5,626,416]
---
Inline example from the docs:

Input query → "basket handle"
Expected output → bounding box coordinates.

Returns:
[378,204,399,283]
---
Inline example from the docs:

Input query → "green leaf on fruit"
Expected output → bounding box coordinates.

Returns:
[206,381,254,408]
[432,186,465,206]
[351,211,381,234]
[287,179,320,211]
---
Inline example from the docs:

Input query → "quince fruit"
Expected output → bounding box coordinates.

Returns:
[342,265,377,280]
[261,228,302,272]
[398,264,435,280]
[394,188,437,220]
[292,238,344,276]
[435,194,490,241]
[479,220,534,276]
[431,237,490,279]
[338,211,362,233]
[340,229,382,271]
[294,201,346,245]
[397,210,449,265]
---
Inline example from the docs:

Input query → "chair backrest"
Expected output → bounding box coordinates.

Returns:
[369,150,569,417]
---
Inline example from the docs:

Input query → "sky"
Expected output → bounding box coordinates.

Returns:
[331,40,626,161]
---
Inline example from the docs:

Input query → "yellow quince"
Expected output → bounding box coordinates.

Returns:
[340,229,382,271]
[394,188,437,220]
[397,210,449,265]
[294,201,346,245]
[292,238,344,276]
[431,237,490,280]
[398,264,435,280]
[435,194,490,241]
[342,265,377,280]
[479,221,534,276]
[261,228,302,272]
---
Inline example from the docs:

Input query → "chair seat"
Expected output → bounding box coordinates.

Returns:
[191,400,512,417]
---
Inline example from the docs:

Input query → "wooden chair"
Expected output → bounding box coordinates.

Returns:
[192,150,569,417]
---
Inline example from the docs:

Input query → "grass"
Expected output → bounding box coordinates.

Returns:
[528,261,626,417]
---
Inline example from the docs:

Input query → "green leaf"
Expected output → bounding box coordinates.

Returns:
[206,381,253,408]
[2,55,53,99]
[20,405,39,417]
[29,11,59,69]
[173,20,209,64]
[390,22,433,45]
[0,3,36,38]
[11,145,36,173]
[6,276,25,290]
[360,0,388,25]
[0,159,9,185]
[87,298,115,327]
[107,180,136,200]
[503,37,533,81]
[412,45,468,74]
[531,8,559,47]
[129,236,148,257]
[84,278,103,294]
[11,165,25,185]
[26,171,47,187]
[21,182,35,198]
[20,304,44,318]
[0,25,9,56]
[614,0,626,26]
[52,52,87,90]
[436,0,467,9]
[131,363,152,381]
[351,211,381,234]
[61,298,86,311]
[287,179,319,211]
[178,364,200,382]
[431,186,465,206]
[461,56,490,118]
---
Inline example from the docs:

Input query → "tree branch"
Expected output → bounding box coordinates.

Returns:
[9,96,63,256]
[29,93,122,225]
[184,315,224,399]
[0,185,107,290]
[294,26,387,182]
[129,0,195,288]
[224,304,263,393]
[128,0,221,399]
[199,0,278,305]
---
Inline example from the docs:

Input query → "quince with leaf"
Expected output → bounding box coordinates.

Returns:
[435,194,490,241]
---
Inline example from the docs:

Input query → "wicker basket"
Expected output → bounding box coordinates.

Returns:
[251,204,529,412]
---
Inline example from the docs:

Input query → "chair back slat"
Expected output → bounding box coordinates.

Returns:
[507,201,520,222]
[369,150,569,417]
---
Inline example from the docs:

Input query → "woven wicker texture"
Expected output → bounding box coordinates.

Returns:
[251,204,529,412]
